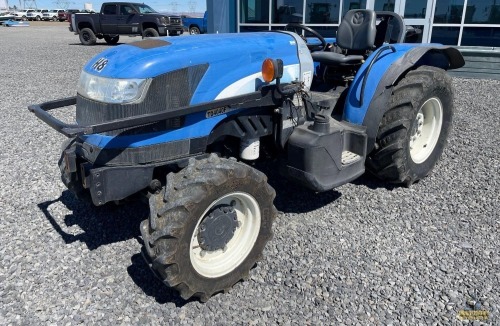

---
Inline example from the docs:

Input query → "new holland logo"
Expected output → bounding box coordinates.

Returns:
[206,106,238,118]
[92,58,108,72]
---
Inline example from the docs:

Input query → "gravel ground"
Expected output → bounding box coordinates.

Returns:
[0,25,499,325]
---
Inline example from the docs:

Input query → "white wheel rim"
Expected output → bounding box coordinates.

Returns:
[409,97,443,164]
[190,192,261,278]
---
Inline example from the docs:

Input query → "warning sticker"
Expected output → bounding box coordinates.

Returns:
[302,71,312,89]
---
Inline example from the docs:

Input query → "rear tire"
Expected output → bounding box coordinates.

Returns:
[104,35,120,45]
[142,28,159,38]
[366,65,454,186]
[140,154,276,301]
[189,26,200,35]
[79,28,97,46]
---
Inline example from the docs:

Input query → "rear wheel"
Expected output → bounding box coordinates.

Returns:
[79,28,97,46]
[35,15,41,21]
[367,65,454,186]
[104,35,120,45]
[189,26,200,35]
[140,154,276,301]
[142,28,159,38]
[52,16,57,22]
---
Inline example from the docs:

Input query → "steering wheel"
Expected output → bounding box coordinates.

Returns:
[285,23,327,52]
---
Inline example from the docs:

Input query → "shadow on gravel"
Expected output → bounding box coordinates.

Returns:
[68,43,125,46]
[255,161,342,213]
[350,172,399,190]
[127,253,198,307]
[254,161,403,213]
[37,190,147,250]
[38,191,197,306]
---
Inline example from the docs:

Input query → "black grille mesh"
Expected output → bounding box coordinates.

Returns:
[76,64,208,136]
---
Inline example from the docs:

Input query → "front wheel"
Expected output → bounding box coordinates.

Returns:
[140,154,277,301]
[79,28,97,45]
[104,35,120,45]
[367,65,454,186]
[52,16,57,22]
[35,15,41,21]
[189,26,200,35]
[142,28,159,38]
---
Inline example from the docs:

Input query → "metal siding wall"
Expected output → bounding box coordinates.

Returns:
[449,49,500,80]
[207,0,237,33]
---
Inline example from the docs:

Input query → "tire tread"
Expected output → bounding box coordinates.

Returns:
[141,154,276,301]
[367,65,453,184]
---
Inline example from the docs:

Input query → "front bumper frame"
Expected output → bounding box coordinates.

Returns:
[29,85,297,205]
[28,85,293,138]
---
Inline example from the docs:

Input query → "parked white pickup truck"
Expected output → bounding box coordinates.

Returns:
[15,9,35,21]
[27,9,48,21]
[42,9,64,21]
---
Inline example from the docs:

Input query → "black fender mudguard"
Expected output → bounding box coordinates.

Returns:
[76,14,98,33]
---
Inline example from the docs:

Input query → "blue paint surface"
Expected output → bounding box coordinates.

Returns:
[80,32,301,149]
[81,110,242,148]
[343,43,446,124]
[83,32,300,104]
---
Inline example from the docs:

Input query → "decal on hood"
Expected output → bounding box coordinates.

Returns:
[92,58,108,72]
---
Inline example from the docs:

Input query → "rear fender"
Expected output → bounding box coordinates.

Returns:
[343,44,464,151]
[77,16,96,32]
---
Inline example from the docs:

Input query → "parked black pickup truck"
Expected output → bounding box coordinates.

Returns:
[69,2,183,45]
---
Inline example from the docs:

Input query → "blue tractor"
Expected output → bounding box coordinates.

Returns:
[29,10,464,301]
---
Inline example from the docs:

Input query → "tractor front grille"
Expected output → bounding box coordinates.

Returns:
[76,64,208,136]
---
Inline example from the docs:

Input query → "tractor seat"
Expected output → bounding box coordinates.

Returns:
[312,9,376,66]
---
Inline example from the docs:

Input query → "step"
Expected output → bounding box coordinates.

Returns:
[341,150,362,165]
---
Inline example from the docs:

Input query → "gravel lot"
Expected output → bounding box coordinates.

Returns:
[0,24,499,325]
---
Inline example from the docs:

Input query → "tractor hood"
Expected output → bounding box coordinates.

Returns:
[81,32,313,105]
[75,32,314,151]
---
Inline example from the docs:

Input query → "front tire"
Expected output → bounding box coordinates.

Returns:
[79,28,97,46]
[189,26,200,35]
[140,154,276,301]
[58,139,89,200]
[142,28,159,38]
[367,65,454,185]
[104,35,120,45]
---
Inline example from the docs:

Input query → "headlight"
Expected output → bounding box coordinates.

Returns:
[77,70,151,104]
[160,16,168,25]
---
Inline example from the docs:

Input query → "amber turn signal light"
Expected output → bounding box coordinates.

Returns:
[262,58,283,83]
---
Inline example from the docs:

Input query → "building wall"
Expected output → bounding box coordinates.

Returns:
[209,0,500,79]
[207,0,237,33]
[449,48,500,80]
[431,0,500,47]
[236,0,500,47]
